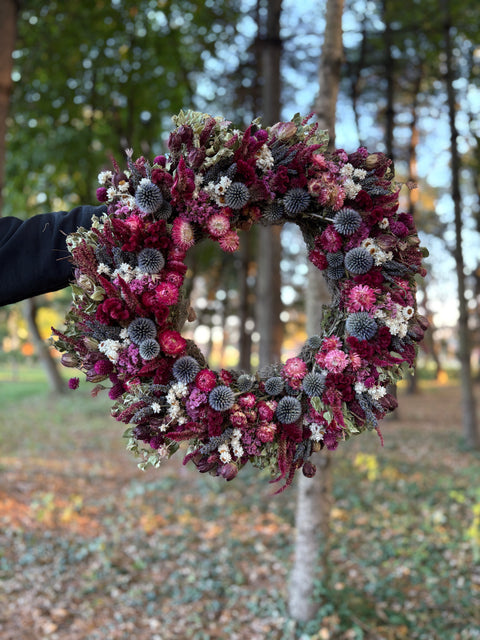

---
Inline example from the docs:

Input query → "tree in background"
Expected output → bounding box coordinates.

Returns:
[288,0,344,623]
[256,0,283,368]
[443,0,478,448]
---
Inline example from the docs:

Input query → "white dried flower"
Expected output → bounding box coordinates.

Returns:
[98,339,122,363]
[309,422,325,442]
[368,385,387,400]
[218,443,232,463]
[354,381,367,394]
[353,168,367,180]
[340,163,354,177]
[343,178,362,200]
[98,170,113,185]
[97,263,111,276]
[255,144,274,171]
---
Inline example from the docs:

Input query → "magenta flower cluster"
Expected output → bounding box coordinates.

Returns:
[53,111,428,492]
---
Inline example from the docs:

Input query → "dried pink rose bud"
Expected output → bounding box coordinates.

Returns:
[217,462,238,481]
[302,461,316,478]
[416,314,430,331]
[270,121,297,141]
[408,324,425,342]
[61,353,79,368]
[379,393,398,412]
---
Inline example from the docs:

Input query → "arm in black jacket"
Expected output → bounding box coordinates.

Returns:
[0,204,107,306]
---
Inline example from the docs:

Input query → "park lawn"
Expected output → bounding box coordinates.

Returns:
[0,373,479,640]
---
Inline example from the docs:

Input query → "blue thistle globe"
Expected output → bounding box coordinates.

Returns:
[283,188,310,215]
[263,201,285,225]
[209,385,235,412]
[302,372,326,397]
[135,179,164,213]
[155,200,172,220]
[139,338,161,360]
[276,396,302,424]
[326,252,344,267]
[344,247,374,274]
[334,207,362,235]
[225,182,250,209]
[346,312,378,340]
[306,335,322,350]
[172,356,200,384]
[137,248,165,274]
[327,265,345,280]
[264,376,284,396]
[127,317,157,345]
[237,374,254,392]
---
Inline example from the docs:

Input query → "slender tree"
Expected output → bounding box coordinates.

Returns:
[443,0,479,448]
[256,0,283,368]
[288,0,344,623]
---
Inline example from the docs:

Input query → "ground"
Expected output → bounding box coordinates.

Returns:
[0,370,479,640]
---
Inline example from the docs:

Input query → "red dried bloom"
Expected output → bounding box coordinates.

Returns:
[195,369,217,392]
[309,248,328,270]
[96,298,131,324]
[159,330,186,356]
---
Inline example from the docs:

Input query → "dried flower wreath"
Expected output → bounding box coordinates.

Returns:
[52,111,428,492]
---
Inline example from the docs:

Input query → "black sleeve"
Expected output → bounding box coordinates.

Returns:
[0,204,107,306]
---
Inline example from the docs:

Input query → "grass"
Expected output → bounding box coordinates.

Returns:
[1,365,479,639]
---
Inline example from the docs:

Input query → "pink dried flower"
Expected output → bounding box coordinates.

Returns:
[257,421,277,443]
[349,352,363,370]
[207,213,230,238]
[230,410,248,428]
[239,393,256,409]
[220,369,234,385]
[171,217,195,251]
[347,285,377,312]
[283,357,307,380]
[322,336,342,351]
[155,282,179,306]
[195,369,217,392]
[258,400,276,421]
[318,226,343,253]
[218,230,240,252]
[159,329,186,356]
[324,349,349,373]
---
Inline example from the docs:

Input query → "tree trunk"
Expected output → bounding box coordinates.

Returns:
[23,298,66,394]
[256,0,283,368]
[288,0,344,623]
[238,231,253,372]
[348,13,367,147]
[443,0,479,448]
[0,0,18,215]
[382,0,395,162]
[406,69,422,395]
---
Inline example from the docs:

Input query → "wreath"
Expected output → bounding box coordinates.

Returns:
[52,111,428,492]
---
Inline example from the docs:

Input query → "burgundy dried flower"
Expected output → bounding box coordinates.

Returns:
[68,377,80,390]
